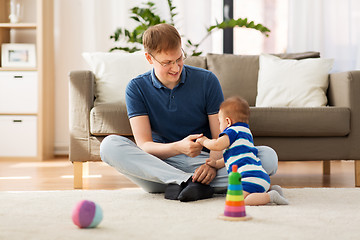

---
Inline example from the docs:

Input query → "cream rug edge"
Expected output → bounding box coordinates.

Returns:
[0,188,359,240]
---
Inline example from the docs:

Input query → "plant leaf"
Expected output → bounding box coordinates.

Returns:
[207,17,270,36]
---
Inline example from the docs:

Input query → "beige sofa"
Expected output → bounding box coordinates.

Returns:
[69,52,360,188]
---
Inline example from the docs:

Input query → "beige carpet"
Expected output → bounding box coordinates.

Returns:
[0,188,359,240]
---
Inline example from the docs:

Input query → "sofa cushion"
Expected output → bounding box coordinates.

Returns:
[274,52,320,60]
[206,52,320,106]
[90,103,132,136]
[256,54,334,107]
[250,107,350,137]
[207,54,259,106]
[90,103,350,138]
[83,51,152,105]
[184,56,207,69]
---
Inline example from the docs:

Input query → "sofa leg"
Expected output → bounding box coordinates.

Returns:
[323,161,330,175]
[355,160,360,187]
[73,162,88,189]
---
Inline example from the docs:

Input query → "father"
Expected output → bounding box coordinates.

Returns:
[100,23,278,202]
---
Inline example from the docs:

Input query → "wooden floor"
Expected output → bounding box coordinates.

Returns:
[0,157,356,191]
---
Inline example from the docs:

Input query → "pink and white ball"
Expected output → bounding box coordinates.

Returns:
[72,200,103,228]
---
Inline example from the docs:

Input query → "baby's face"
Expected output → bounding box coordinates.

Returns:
[218,110,229,132]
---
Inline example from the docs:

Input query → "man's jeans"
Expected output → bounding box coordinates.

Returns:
[100,135,278,193]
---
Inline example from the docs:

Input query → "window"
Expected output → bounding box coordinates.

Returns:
[233,0,288,54]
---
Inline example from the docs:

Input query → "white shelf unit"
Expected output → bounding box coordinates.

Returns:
[0,0,54,161]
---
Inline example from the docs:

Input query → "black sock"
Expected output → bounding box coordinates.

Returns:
[177,181,214,202]
[164,178,190,200]
[164,184,184,200]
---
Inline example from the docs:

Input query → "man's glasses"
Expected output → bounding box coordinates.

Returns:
[149,48,187,68]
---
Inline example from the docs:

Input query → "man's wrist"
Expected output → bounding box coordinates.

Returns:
[206,162,218,171]
[170,141,182,155]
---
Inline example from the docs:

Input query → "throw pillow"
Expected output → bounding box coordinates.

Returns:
[82,51,152,105]
[255,54,334,107]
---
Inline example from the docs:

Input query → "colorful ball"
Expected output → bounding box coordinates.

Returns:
[72,200,103,228]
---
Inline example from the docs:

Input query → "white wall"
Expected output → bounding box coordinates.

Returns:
[53,0,221,154]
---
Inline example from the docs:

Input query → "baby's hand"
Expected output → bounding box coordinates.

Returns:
[206,158,217,168]
[196,136,208,145]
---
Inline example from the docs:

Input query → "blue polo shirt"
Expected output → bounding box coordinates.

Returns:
[125,65,224,143]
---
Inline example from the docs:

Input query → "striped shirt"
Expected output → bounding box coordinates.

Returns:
[220,122,270,193]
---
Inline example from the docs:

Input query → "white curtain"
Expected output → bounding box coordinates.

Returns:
[288,0,360,72]
[55,0,221,56]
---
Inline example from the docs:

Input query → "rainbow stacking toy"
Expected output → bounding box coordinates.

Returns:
[219,165,251,221]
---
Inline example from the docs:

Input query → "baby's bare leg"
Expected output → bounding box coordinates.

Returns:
[244,190,289,206]
[243,191,271,206]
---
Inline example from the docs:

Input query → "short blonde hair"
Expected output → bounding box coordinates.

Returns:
[220,96,250,123]
[142,24,181,54]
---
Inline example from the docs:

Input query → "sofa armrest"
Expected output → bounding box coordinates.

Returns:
[69,71,95,162]
[328,70,360,158]
[328,71,360,107]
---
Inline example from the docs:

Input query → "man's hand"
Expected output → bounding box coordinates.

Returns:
[175,134,203,157]
[192,163,217,185]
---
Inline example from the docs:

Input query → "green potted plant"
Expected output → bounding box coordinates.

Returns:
[109,0,270,56]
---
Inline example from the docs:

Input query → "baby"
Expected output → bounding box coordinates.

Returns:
[196,96,289,205]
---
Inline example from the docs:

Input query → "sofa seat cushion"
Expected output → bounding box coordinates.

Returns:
[250,107,350,137]
[90,103,132,136]
[90,105,350,138]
